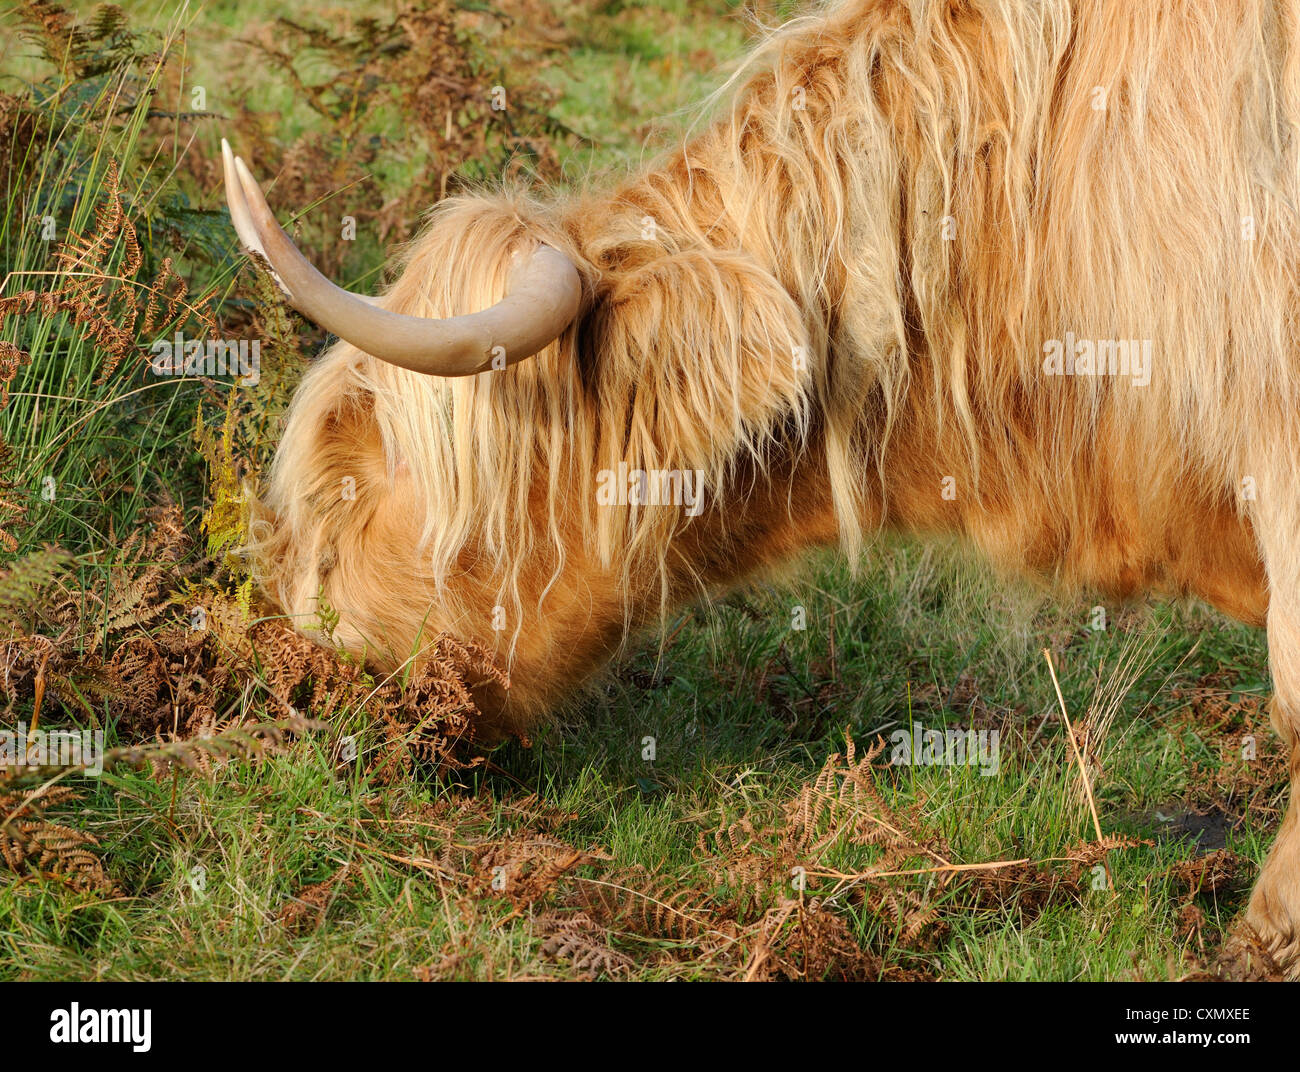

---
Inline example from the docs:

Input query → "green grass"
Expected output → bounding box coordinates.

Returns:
[1,540,1279,980]
[0,0,1285,981]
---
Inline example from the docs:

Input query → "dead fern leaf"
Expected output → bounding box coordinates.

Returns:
[535,910,635,979]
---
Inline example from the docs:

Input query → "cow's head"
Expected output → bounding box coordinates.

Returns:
[224,140,852,737]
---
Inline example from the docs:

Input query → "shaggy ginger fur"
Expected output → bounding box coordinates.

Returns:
[250,0,1300,971]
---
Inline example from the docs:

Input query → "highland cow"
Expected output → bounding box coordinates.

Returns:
[224,0,1300,972]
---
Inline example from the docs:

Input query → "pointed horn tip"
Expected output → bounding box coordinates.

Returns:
[221,144,294,300]
[233,154,255,187]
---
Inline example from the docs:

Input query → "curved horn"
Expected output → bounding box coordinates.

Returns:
[221,139,582,377]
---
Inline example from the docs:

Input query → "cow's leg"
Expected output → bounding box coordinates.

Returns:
[1242,563,1300,974]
